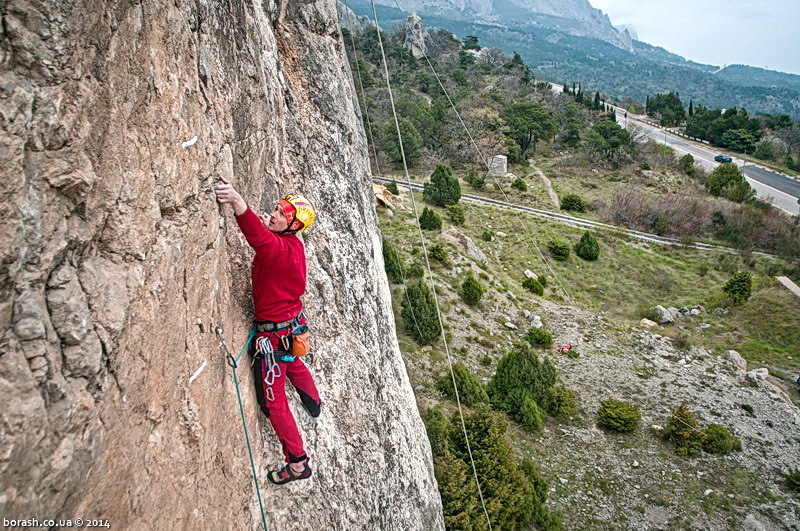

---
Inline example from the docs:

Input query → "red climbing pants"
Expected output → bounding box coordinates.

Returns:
[252,329,320,464]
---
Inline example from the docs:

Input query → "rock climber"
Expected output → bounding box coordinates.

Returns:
[215,177,321,485]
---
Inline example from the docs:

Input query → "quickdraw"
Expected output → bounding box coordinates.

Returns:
[256,336,281,402]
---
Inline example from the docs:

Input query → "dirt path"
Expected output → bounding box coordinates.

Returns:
[529,159,560,209]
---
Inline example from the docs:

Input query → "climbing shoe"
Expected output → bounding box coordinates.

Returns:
[298,389,321,418]
[267,460,312,485]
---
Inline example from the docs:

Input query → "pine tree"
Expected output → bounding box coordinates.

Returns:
[382,238,405,284]
[574,231,600,261]
[419,207,442,230]
[386,179,399,195]
[461,274,484,305]
[723,271,752,304]
[688,98,694,116]
[436,363,488,406]
[487,345,558,421]
[401,280,440,344]
[423,163,461,206]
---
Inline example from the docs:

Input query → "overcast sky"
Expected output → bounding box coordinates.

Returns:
[589,0,800,75]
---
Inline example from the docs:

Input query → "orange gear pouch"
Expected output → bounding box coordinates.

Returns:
[291,325,311,357]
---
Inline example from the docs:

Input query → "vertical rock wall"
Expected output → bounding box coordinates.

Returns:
[0,0,443,528]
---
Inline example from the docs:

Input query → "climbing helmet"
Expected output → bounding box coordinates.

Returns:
[278,194,316,233]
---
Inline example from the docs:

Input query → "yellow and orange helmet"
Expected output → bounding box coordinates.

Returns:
[278,194,316,233]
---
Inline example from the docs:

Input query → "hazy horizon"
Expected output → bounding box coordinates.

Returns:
[590,0,800,76]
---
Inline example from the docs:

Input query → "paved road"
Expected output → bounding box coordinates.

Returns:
[616,113,800,215]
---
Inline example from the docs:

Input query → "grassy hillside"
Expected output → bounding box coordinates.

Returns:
[345,17,800,528]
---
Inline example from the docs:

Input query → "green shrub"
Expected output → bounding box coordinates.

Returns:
[419,207,442,230]
[424,163,461,206]
[786,469,800,493]
[428,244,451,266]
[551,385,577,418]
[522,277,544,295]
[537,275,547,287]
[678,153,696,176]
[723,271,752,304]
[525,328,553,348]
[422,407,451,456]
[481,230,494,241]
[407,261,425,278]
[702,424,742,455]
[519,460,563,529]
[387,179,400,195]
[640,162,651,170]
[436,405,558,528]
[382,238,406,284]
[519,396,546,430]
[464,169,485,189]
[511,177,528,192]
[661,403,707,456]
[488,345,558,425]
[480,355,493,366]
[461,274,485,306]
[446,204,466,225]
[547,239,570,261]
[574,231,600,261]
[560,193,586,212]
[707,163,743,196]
[401,280,441,344]
[436,363,489,406]
[597,399,641,433]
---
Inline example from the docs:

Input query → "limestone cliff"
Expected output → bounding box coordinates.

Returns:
[0,0,443,528]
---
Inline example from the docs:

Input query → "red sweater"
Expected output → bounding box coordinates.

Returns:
[235,208,306,322]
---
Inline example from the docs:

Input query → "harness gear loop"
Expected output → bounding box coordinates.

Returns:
[256,336,281,401]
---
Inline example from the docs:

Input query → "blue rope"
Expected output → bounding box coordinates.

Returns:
[221,329,267,530]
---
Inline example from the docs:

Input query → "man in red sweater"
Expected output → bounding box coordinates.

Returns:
[215,178,321,485]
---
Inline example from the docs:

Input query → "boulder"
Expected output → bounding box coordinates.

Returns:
[723,350,747,371]
[654,305,674,324]
[441,228,488,263]
[524,269,537,279]
[640,318,658,328]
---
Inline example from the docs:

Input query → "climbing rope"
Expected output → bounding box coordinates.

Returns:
[388,0,574,305]
[367,1,493,528]
[216,328,267,531]
[341,0,382,175]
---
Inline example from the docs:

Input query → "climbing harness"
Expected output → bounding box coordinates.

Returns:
[216,327,267,531]
[255,312,305,333]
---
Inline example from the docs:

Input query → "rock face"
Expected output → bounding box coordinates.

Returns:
[403,13,429,58]
[0,1,442,528]
[338,1,378,35]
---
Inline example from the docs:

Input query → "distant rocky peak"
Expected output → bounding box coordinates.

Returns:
[404,13,429,58]
[371,0,633,51]
[338,1,379,35]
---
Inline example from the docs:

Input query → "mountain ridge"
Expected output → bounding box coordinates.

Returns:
[345,1,800,115]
